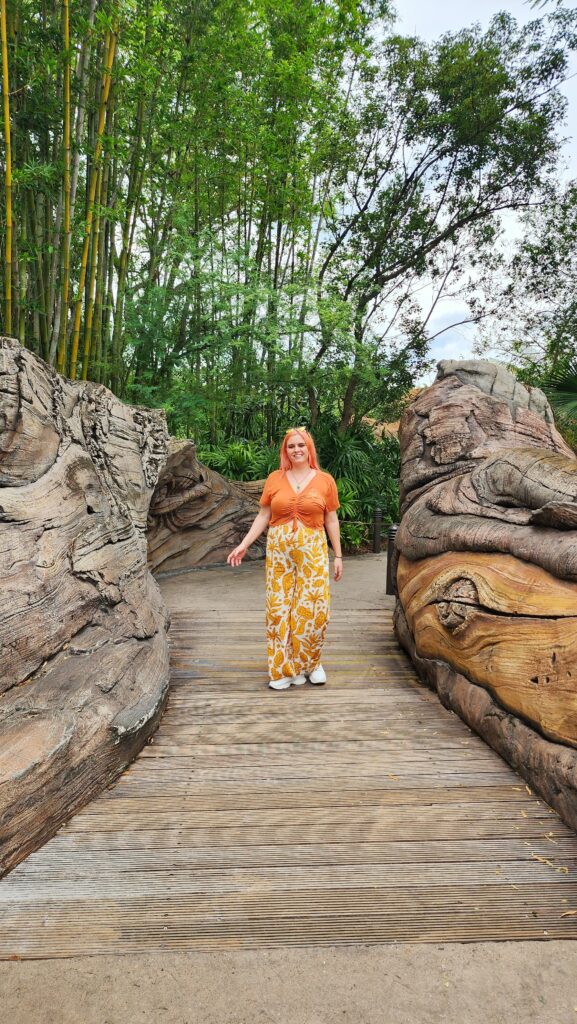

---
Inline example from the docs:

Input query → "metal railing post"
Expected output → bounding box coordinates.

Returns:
[372,507,383,553]
[386,523,398,595]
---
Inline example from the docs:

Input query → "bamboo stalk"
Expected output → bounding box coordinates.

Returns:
[102,213,116,387]
[57,0,72,373]
[81,163,103,379]
[18,211,26,344]
[49,0,98,363]
[92,205,106,381]
[69,27,117,381]
[110,97,145,392]
[0,0,12,336]
[70,0,98,216]
[92,107,112,385]
[28,191,49,359]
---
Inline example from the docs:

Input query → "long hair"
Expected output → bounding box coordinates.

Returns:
[279,428,320,471]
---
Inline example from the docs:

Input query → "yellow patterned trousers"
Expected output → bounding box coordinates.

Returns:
[266,523,330,681]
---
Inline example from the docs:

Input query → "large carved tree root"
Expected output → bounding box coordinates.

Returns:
[147,439,266,573]
[0,337,172,875]
[395,360,577,832]
[395,603,577,831]
[0,339,269,876]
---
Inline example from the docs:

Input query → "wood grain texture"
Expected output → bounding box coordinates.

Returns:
[398,552,577,746]
[235,479,266,499]
[395,359,577,824]
[2,603,577,958]
[396,362,577,581]
[0,340,273,875]
[0,337,172,876]
[398,550,577,619]
[395,601,577,832]
[147,440,266,572]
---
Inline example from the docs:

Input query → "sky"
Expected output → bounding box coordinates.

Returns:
[394,0,577,371]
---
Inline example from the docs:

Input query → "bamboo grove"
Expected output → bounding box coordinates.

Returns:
[0,0,575,442]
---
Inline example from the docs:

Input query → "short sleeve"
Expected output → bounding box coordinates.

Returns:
[259,474,273,507]
[325,475,340,512]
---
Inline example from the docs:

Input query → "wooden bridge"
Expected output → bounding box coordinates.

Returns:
[1,555,577,958]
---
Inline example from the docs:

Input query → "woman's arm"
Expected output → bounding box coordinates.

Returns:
[227,506,272,566]
[324,510,343,581]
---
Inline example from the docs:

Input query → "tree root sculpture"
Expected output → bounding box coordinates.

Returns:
[0,338,265,875]
[147,439,266,573]
[394,360,577,830]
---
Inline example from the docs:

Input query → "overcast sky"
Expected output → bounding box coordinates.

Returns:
[394,0,577,370]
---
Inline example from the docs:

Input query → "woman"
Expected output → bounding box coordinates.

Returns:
[227,428,343,690]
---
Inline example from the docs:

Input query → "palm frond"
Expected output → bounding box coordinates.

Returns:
[542,360,577,418]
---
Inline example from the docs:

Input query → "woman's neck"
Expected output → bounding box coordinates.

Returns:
[289,464,313,478]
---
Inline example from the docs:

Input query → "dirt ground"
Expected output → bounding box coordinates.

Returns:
[3,942,577,1024]
[2,553,577,1023]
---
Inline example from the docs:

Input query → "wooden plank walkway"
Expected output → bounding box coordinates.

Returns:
[2,600,577,958]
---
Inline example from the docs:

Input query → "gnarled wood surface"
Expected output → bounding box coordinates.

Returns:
[235,478,266,499]
[147,440,266,573]
[0,336,171,876]
[0,338,269,876]
[395,359,577,830]
[398,552,577,747]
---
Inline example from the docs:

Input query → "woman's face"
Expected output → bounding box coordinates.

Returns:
[286,432,309,467]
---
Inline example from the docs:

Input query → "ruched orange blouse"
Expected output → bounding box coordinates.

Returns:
[259,469,340,531]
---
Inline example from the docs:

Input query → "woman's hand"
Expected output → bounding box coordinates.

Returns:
[227,543,248,567]
[227,508,271,568]
[227,509,270,567]
[324,510,343,582]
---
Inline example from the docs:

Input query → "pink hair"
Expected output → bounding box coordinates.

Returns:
[280,429,320,471]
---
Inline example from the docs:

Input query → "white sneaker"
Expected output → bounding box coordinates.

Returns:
[269,677,291,690]
[269,673,307,690]
[307,665,327,685]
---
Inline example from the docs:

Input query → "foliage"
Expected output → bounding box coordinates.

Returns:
[542,360,577,418]
[539,359,577,450]
[0,0,575,447]
[2,0,577,547]
[199,421,401,550]
[197,440,279,481]
[473,178,577,449]
[477,181,577,379]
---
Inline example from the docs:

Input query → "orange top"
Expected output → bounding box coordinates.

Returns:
[259,469,340,531]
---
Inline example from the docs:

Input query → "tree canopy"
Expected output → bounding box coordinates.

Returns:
[0,0,575,454]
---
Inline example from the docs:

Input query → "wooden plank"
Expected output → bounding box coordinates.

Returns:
[3,859,573,898]
[9,838,577,876]
[64,802,559,830]
[94,785,543,809]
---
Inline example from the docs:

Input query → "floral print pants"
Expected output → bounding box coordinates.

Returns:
[265,522,330,681]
